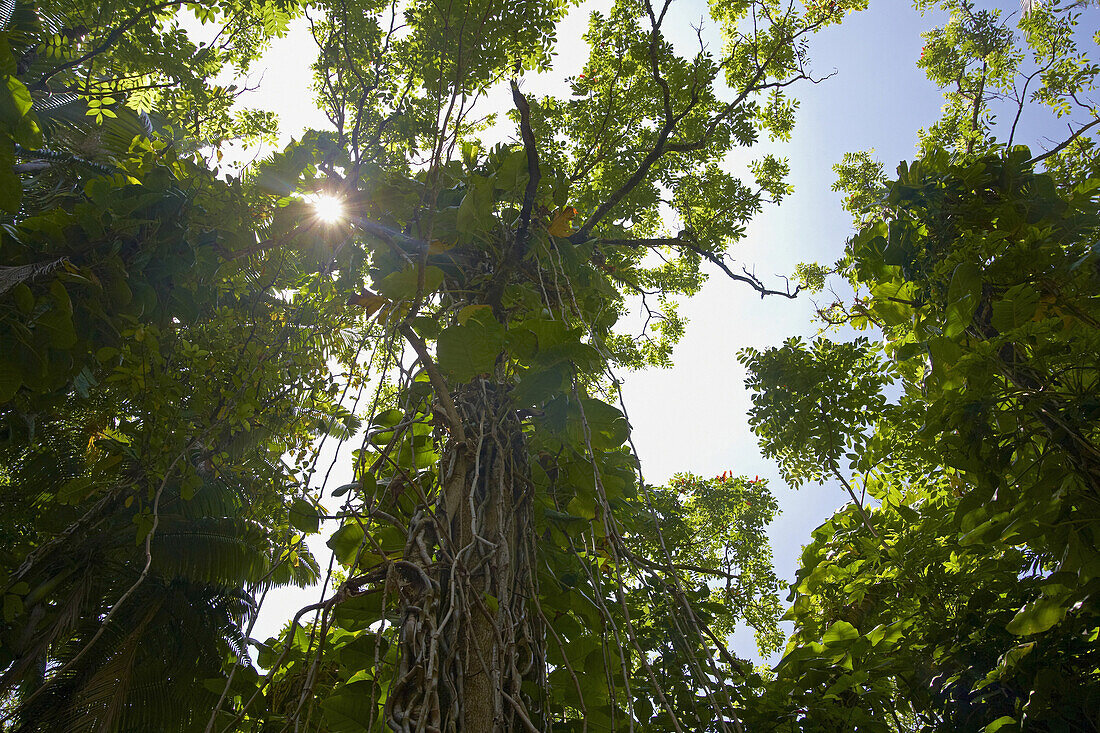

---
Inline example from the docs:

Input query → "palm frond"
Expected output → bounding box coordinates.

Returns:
[151,516,276,588]
[0,258,67,295]
[0,0,15,31]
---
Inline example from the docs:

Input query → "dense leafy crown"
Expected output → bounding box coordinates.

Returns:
[739,1,1100,730]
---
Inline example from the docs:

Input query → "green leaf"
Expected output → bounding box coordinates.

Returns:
[0,42,15,77]
[436,317,505,383]
[409,315,440,339]
[11,283,34,314]
[38,308,76,348]
[495,148,530,192]
[0,74,33,126]
[0,141,20,214]
[0,359,22,403]
[945,262,981,339]
[289,497,320,534]
[456,175,493,234]
[512,364,566,407]
[331,482,356,498]
[569,398,629,450]
[893,341,925,361]
[984,716,1017,733]
[320,681,376,732]
[870,279,914,326]
[1006,596,1068,636]
[543,508,588,525]
[457,304,493,325]
[997,641,1035,672]
[57,476,97,504]
[867,623,903,648]
[990,284,1039,332]
[523,319,572,351]
[377,264,444,301]
[328,523,366,565]
[504,325,538,360]
[333,589,384,631]
[372,409,404,428]
[254,141,317,194]
[37,280,76,348]
[334,633,383,672]
[822,620,859,645]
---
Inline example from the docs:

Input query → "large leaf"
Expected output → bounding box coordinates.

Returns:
[0,140,19,213]
[984,716,1017,733]
[822,620,860,645]
[568,397,629,450]
[456,175,494,234]
[376,264,444,301]
[0,73,33,126]
[328,523,367,565]
[990,283,1039,332]
[945,262,981,339]
[0,358,22,403]
[436,316,505,383]
[1006,596,1068,636]
[289,497,320,534]
[320,681,377,732]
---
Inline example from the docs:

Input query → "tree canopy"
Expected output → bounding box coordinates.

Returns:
[1,0,1098,731]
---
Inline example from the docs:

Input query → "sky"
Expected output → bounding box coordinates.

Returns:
[217,0,1072,661]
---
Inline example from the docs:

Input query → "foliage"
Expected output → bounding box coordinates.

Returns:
[743,12,1100,723]
[746,153,1100,730]
[0,137,354,728]
[747,495,1100,731]
[737,3,1100,730]
[834,0,1100,211]
[832,150,885,225]
[0,3,366,728]
[0,0,879,729]
[913,0,1099,165]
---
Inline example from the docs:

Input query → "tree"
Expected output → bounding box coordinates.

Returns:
[220,0,872,728]
[741,1,1100,729]
[1,2,361,728]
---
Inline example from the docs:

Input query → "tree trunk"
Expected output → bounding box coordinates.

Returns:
[388,380,542,732]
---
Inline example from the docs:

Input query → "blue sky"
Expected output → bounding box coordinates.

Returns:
[619,0,949,659]
[229,0,1085,661]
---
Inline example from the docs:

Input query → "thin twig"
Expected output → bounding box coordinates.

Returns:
[599,237,799,298]
[31,1,184,91]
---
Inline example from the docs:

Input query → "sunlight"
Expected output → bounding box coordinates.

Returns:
[309,193,346,223]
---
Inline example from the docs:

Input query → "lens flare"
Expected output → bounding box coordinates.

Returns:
[309,193,345,223]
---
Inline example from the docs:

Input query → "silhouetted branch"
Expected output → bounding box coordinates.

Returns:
[599,237,800,298]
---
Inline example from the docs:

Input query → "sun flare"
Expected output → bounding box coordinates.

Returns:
[309,193,346,223]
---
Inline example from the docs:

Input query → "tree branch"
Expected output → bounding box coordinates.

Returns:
[598,237,800,298]
[1027,116,1100,166]
[31,1,184,91]
[509,79,540,256]
[399,324,466,445]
